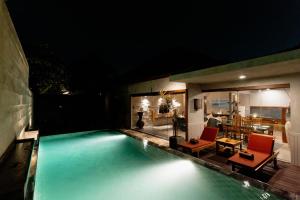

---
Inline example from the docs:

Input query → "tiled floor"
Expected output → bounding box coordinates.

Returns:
[0,130,38,200]
[0,141,34,200]
[273,130,291,163]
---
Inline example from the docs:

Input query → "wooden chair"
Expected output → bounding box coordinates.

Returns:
[252,117,263,126]
[228,133,279,172]
[241,116,253,143]
[227,114,242,139]
[178,127,219,157]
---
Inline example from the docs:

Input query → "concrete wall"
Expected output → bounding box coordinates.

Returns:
[187,84,204,140]
[0,1,32,158]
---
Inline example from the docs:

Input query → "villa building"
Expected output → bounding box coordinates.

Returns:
[2,0,300,198]
[128,49,300,166]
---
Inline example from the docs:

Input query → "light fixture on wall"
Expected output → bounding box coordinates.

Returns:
[158,97,163,105]
[172,99,181,108]
[194,98,201,111]
[141,98,150,111]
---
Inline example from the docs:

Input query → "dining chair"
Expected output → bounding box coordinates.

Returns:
[252,117,262,126]
[241,116,253,143]
[227,114,242,139]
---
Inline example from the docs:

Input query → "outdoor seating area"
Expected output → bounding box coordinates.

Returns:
[177,126,281,178]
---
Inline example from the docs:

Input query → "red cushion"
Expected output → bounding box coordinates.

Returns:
[180,139,212,150]
[247,133,274,154]
[228,149,270,169]
[200,127,218,142]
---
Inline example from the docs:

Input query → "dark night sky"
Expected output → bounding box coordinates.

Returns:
[6,1,300,85]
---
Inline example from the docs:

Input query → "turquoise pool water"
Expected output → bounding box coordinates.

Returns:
[34,130,281,200]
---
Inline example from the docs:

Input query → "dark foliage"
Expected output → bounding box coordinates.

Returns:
[25,44,70,95]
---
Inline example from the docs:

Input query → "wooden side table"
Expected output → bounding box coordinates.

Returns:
[216,138,242,156]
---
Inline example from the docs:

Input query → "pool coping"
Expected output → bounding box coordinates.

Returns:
[24,140,38,200]
[26,129,297,200]
[119,129,298,200]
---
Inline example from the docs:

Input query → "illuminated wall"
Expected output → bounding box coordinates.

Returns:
[187,84,204,140]
[248,89,290,107]
[131,94,186,128]
[0,1,32,158]
[128,77,186,127]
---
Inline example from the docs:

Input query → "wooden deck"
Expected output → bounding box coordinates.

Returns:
[269,165,300,195]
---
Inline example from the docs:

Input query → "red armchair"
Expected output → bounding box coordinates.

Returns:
[228,133,279,171]
[178,127,219,157]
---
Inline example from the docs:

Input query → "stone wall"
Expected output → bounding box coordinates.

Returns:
[0,1,32,158]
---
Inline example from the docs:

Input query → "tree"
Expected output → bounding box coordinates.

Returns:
[25,44,70,95]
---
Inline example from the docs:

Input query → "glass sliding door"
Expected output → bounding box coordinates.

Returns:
[131,91,186,140]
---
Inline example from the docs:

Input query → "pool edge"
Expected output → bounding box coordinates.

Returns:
[24,140,38,200]
[119,129,298,200]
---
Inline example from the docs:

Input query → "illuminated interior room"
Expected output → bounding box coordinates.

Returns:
[203,88,291,162]
[131,91,187,140]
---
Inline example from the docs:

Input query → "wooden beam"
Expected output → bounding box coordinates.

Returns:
[202,83,290,92]
[130,89,186,97]
[185,89,189,141]
[282,108,288,143]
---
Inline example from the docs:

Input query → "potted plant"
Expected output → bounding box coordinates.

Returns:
[158,90,172,114]
[169,109,184,149]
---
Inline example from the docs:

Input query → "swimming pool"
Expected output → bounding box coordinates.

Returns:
[34,130,281,200]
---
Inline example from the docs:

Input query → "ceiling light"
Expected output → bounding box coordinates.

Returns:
[239,75,246,79]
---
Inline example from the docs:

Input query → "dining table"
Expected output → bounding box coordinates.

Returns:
[222,121,273,137]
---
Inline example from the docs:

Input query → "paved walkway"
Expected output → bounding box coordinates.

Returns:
[0,141,33,200]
